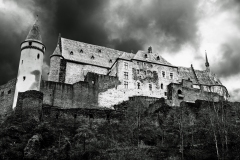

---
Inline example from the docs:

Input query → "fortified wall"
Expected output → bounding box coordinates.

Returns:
[0,79,16,119]
[168,79,225,106]
[41,72,120,109]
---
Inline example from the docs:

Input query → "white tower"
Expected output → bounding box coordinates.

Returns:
[13,21,46,109]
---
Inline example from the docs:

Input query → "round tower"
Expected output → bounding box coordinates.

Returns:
[48,33,64,82]
[13,22,46,109]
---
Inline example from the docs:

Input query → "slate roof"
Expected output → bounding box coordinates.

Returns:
[26,23,42,42]
[60,38,130,68]
[133,50,173,66]
[178,67,222,85]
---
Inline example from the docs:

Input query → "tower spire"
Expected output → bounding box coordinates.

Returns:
[26,15,42,42]
[205,50,210,71]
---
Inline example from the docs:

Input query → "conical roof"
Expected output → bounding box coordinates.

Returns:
[26,22,42,42]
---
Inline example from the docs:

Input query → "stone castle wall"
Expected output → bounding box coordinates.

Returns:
[168,79,223,106]
[0,79,16,119]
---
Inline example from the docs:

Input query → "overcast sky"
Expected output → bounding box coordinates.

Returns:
[0,0,240,101]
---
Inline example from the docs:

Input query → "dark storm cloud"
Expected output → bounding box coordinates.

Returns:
[105,0,200,52]
[0,0,203,86]
[212,42,240,77]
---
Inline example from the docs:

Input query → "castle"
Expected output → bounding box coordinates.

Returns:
[0,22,229,118]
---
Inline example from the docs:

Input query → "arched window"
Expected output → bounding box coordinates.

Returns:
[37,54,40,59]
[149,84,152,91]
[178,90,182,94]
[23,76,26,81]
[70,51,73,55]
[137,82,140,89]
[80,49,83,53]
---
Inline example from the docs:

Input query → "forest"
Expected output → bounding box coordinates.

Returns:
[1,98,240,160]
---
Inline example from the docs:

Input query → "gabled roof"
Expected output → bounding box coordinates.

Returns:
[60,38,130,68]
[133,50,173,66]
[26,23,42,42]
[178,66,222,85]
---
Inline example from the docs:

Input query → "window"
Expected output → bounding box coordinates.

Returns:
[42,46,45,50]
[145,54,148,58]
[22,60,23,64]
[143,62,146,66]
[162,71,165,78]
[109,59,112,63]
[37,54,40,59]
[137,69,139,74]
[124,72,128,80]
[149,84,152,91]
[23,76,26,81]
[157,56,160,60]
[124,81,128,89]
[91,55,95,59]
[137,82,140,89]
[164,92,167,96]
[161,83,163,89]
[1,91,3,96]
[178,90,182,94]
[8,90,11,94]
[98,49,101,53]
[170,73,173,79]
[80,49,83,53]
[124,62,128,69]
[70,51,73,55]
[29,42,32,46]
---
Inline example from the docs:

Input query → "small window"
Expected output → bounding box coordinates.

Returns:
[161,83,163,89]
[23,76,26,81]
[1,91,4,96]
[70,51,73,55]
[164,92,167,96]
[8,90,11,94]
[137,82,140,89]
[98,49,101,53]
[124,62,128,69]
[109,59,112,63]
[29,42,32,46]
[162,71,165,78]
[124,72,128,80]
[91,55,95,59]
[42,46,45,51]
[80,49,83,53]
[22,60,23,64]
[170,73,173,79]
[178,90,182,94]
[149,84,152,91]
[145,54,148,58]
[157,56,160,60]
[124,81,128,89]
[37,54,40,59]
[137,69,139,74]
[144,71,146,75]
[143,62,146,66]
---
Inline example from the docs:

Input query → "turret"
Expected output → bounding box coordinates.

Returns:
[48,33,64,82]
[13,20,46,109]
[205,50,210,72]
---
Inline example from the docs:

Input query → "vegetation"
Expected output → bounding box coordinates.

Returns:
[1,99,240,159]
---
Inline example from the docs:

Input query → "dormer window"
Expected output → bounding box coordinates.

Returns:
[157,56,160,60]
[70,51,73,55]
[80,49,83,53]
[91,55,95,59]
[98,49,101,53]
[145,54,148,58]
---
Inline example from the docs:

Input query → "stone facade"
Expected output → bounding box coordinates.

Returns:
[0,24,229,119]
